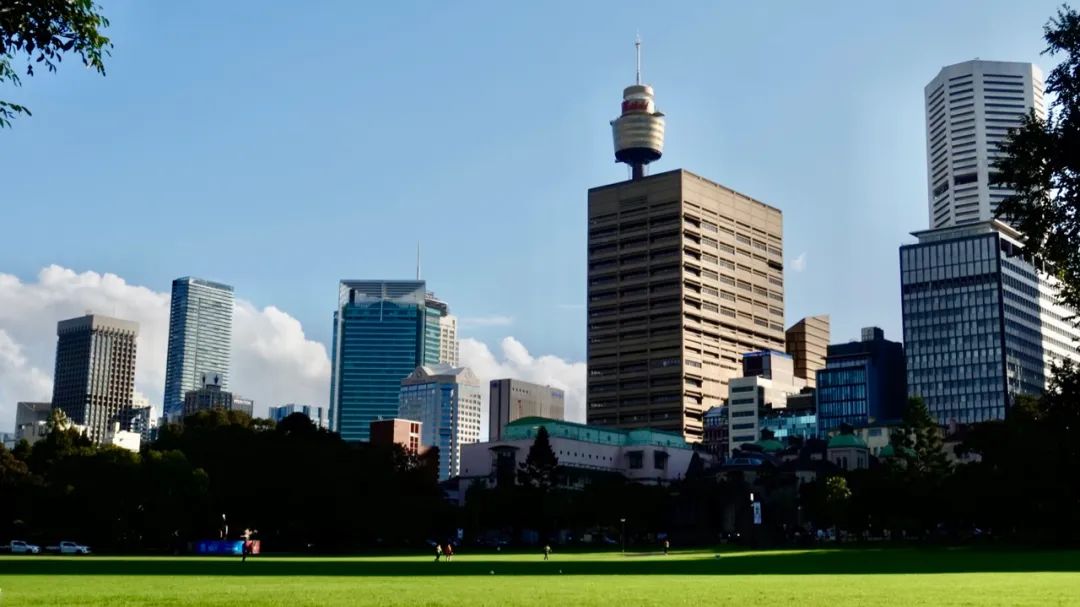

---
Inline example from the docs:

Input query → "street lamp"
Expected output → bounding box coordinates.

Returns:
[620,517,626,554]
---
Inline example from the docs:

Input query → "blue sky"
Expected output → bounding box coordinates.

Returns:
[0,0,1062,362]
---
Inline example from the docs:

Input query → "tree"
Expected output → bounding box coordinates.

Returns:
[897,397,951,478]
[518,426,559,491]
[824,475,851,532]
[0,0,112,127]
[995,6,1080,330]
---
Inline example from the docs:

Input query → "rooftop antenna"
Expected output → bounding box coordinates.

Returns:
[416,241,421,280]
[635,32,642,85]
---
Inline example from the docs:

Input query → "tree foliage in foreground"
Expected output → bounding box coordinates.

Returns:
[0,0,111,127]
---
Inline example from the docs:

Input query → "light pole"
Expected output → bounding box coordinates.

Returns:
[620,517,626,554]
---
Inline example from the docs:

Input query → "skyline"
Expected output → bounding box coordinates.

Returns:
[0,1,1064,431]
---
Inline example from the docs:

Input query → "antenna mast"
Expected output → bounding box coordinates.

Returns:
[416,242,421,280]
[635,33,642,85]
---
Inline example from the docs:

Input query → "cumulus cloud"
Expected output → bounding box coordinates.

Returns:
[460,315,515,327]
[459,336,585,440]
[790,252,807,273]
[0,266,330,427]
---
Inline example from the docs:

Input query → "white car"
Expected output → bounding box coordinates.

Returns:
[48,541,91,555]
[10,540,41,554]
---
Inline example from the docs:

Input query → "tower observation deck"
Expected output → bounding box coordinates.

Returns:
[610,37,666,180]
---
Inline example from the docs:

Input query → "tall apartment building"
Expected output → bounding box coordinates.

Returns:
[816,327,907,435]
[785,315,830,388]
[586,169,786,441]
[398,365,483,480]
[489,379,566,440]
[925,60,1045,229]
[51,314,139,443]
[163,277,234,422]
[329,280,457,441]
[425,293,459,366]
[900,220,1080,424]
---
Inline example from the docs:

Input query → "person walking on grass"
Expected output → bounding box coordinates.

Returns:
[663,539,670,556]
[543,544,551,561]
[445,543,454,562]
[434,543,443,562]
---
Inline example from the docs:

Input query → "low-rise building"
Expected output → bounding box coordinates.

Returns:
[370,418,423,455]
[827,432,869,471]
[727,351,807,454]
[702,406,729,456]
[460,417,697,495]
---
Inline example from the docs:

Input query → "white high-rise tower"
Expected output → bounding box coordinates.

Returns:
[924,60,1044,229]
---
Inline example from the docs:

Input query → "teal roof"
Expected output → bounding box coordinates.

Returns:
[503,417,690,449]
[754,438,785,453]
[879,444,915,458]
[828,434,868,449]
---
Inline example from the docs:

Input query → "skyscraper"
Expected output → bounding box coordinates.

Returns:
[163,277,234,421]
[924,60,1044,229]
[329,280,456,441]
[587,48,785,441]
[489,379,566,440]
[785,315,830,388]
[51,314,139,443]
[900,220,1079,424]
[398,364,483,480]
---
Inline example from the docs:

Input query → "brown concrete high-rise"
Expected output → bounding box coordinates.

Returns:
[586,169,786,442]
[785,315,830,388]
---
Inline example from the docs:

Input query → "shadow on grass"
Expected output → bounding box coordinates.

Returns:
[3,548,1080,577]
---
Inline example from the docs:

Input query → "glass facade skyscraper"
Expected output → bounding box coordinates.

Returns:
[815,327,907,435]
[900,220,1079,425]
[399,365,483,481]
[329,280,457,442]
[163,277,234,421]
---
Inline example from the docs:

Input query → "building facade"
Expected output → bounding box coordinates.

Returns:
[785,315,830,388]
[815,327,907,435]
[14,401,52,446]
[702,405,729,456]
[329,280,457,441]
[459,417,696,493]
[398,365,483,480]
[924,60,1045,229]
[488,379,566,441]
[369,418,423,455]
[182,374,234,418]
[269,404,327,428]
[725,351,806,454]
[900,220,1080,424]
[163,277,234,422]
[51,314,139,444]
[587,169,785,442]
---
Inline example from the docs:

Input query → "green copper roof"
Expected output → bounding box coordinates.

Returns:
[754,438,785,452]
[879,444,915,458]
[504,417,690,449]
[828,434,868,449]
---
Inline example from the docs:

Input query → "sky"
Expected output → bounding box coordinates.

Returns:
[0,1,1064,432]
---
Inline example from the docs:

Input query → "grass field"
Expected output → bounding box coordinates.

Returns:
[2,547,1080,606]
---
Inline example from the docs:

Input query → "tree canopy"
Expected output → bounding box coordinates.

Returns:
[0,0,111,127]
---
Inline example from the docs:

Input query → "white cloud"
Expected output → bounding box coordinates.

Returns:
[460,315,515,327]
[791,252,807,273]
[459,336,586,440]
[0,266,330,428]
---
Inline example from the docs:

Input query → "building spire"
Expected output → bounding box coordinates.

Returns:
[416,241,421,280]
[635,33,642,85]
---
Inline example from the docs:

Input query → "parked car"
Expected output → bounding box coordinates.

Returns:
[9,540,41,554]
[47,541,91,555]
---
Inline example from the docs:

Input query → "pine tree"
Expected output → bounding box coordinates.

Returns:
[518,425,559,491]
[901,397,951,478]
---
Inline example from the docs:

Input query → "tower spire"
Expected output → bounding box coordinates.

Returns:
[635,33,641,85]
[416,241,421,280]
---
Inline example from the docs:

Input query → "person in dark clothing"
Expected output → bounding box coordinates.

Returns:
[434,543,443,562]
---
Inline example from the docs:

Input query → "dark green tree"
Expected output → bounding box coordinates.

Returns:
[995,5,1080,329]
[518,425,559,491]
[1,0,112,127]
[897,397,951,478]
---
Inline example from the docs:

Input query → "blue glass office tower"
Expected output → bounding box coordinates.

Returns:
[163,277,234,421]
[399,365,483,480]
[816,327,907,435]
[900,220,1079,425]
[330,280,455,441]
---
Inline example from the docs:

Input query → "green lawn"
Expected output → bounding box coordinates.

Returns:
[2,548,1079,606]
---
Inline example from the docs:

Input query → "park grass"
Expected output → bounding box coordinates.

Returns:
[2,547,1080,606]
